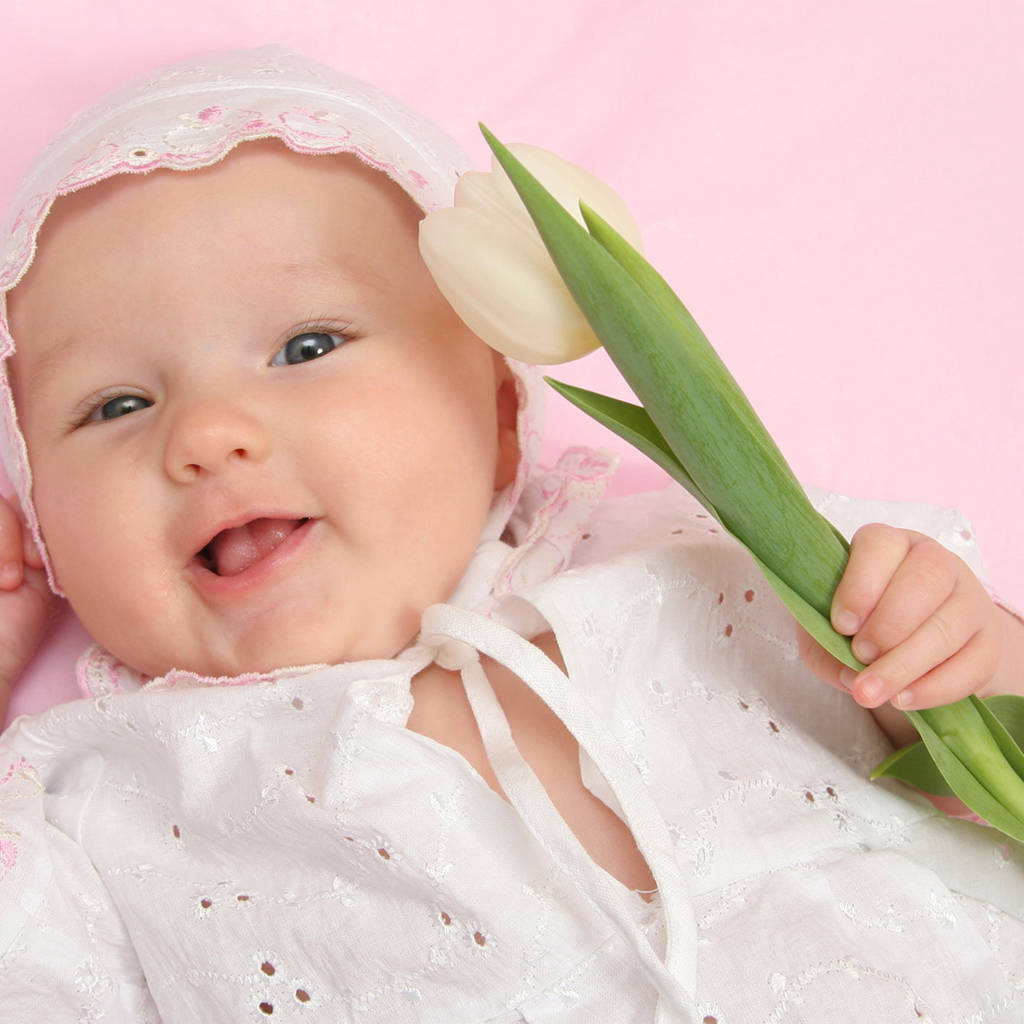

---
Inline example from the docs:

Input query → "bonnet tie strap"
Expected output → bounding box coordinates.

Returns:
[420,602,697,1024]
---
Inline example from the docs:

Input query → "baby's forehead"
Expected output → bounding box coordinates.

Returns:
[4,146,435,404]
[14,141,424,308]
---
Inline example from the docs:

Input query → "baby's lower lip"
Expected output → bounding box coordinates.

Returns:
[189,517,317,596]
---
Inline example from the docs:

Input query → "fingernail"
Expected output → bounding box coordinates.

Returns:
[853,639,879,663]
[0,561,20,587]
[858,675,883,704]
[892,689,913,709]
[833,608,859,635]
[838,667,856,691]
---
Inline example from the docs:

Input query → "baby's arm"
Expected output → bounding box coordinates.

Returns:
[0,497,58,722]
[799,523,1024,748]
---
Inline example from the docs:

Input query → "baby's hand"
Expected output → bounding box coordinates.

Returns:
[799,524,1024,734]
[0,497,59,723]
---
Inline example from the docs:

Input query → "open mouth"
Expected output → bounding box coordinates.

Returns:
[196,517,311,577]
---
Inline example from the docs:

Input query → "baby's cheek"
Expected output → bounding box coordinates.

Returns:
[34,471,149,630]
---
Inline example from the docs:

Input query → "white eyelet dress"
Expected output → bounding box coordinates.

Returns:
[2,457,1023,1023]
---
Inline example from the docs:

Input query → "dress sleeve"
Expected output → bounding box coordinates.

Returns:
[805,486,990,578]
[0,750,160,1022]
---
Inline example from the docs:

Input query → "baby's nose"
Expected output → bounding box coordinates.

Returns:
[164,398,271,482]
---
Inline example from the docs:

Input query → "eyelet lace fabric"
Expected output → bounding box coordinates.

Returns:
[0,46,470,295]
[2,481,1023,1022]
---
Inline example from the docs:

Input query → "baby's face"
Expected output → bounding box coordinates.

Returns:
[7,141,517,678]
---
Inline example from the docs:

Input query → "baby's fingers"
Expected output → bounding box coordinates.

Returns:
[837,528,960,664]
[831,524,919,638]
[890,630,1000,710]
[854,538,962,662]
[848,588,995,708]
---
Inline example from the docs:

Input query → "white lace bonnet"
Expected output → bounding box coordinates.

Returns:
[0,46,543,594]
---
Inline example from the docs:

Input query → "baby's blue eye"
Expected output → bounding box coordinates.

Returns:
[271,331,344,366]
[90,394,153,422]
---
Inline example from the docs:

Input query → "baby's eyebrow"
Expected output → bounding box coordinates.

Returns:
[278,253,389,294]
[13,253,388,405]
[16,328,92,404]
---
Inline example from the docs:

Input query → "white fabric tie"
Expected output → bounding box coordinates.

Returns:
[419,602,697,1024]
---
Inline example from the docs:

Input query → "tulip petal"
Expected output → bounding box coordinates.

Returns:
[419,205,601,364]
[421,136,642,366]
[489,143,644,251]
[454,170,549,251]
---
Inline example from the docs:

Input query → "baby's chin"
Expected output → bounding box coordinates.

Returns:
[104,629,420,684]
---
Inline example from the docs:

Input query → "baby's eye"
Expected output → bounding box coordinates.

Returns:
[88,394,153,422]
[270,331,345,366]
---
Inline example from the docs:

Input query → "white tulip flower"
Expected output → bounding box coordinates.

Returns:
[419,143,642,365]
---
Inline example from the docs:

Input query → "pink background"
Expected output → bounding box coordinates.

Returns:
[2,2,1021,721]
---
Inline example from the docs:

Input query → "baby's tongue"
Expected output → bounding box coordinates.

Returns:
[210,518,298,577]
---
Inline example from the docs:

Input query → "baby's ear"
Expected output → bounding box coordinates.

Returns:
[492,354,520,491]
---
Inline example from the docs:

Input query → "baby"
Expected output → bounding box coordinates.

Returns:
[0,47,1022,1023]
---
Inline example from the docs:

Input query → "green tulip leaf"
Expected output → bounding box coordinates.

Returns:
[873,696,1024,809]
[901,705,1024,841]
[971,696,1024,777]
[481,124,849,621]
[543,379,718,512]
[543,375,864,685]
[545,376,863,679]
[911,699,1024,821]
[745,552,862,673]
[984,695,1024,752]
[871,740,956,797]
[874,696,1024,814]
[479,125,1024,844]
